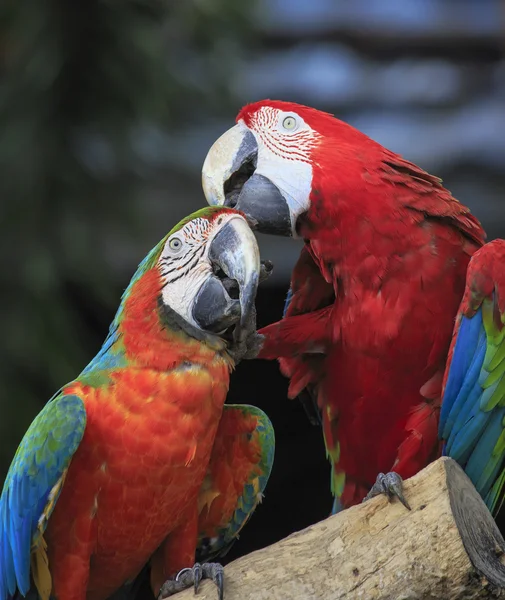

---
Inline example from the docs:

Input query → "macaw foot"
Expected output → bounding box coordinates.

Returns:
[259,259,274,283]
[158,562,224,600]
[362,471,411,511]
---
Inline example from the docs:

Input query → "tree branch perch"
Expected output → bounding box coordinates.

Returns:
[176,458,505,599]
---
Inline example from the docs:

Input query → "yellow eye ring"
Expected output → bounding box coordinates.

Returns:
[169,237,183,252]
[282,116,297,131]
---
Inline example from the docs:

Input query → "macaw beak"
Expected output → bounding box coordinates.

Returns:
[202,124,292,236]
[192,216,260,345]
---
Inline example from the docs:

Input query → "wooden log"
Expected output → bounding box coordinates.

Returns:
[175,457,505,600]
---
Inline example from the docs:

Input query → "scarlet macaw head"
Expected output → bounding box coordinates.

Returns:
[201,99,376,238]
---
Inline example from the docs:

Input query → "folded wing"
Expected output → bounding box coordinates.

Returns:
[0,394,86,600]
[195,404,274,562]
[440,240,505,516]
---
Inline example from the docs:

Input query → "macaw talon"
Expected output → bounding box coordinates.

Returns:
[158,562,224,600]
[242,331,265,361]
[228,330,265,363]
[362,472,411,511]
[259,259,274,284]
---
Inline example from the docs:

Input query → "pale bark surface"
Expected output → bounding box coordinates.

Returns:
[176,458,505,600]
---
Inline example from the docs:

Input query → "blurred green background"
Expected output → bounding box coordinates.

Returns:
[0,0,257,472]
[1,0,504,559]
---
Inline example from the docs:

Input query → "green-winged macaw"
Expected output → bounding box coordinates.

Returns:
[201,99,505,517]
[0,206,275,600]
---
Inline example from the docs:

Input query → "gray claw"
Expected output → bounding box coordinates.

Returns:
[158,562,224,600]
[192,563,202,593]
[241,331,265,360]
[228,328,264,363]
[259,259,274,283]
[363,471,411,510]
[214,569,224,600]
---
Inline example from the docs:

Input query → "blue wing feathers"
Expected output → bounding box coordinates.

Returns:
[0,394,86,600]
[283,287,293,318]
[443,375,485,457]
[441,293,505,515]
[440,310,483,420]
[465,407,505,494]
[480,380,501,410]
[440,314,486,438]
[331,497,344,515]
[1,532,16,599]
[446,404,492,465]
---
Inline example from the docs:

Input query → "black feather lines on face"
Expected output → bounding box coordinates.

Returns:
[160,243,206,286]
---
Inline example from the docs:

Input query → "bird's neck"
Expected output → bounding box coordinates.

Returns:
[82,268,231,376]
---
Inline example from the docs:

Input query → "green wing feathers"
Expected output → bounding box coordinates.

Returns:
[195,404,275,562]
[440,240,505,516]
[0,394,86,600]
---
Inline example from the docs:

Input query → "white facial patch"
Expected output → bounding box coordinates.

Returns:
[159,216,213,327]
[162,263,212,328]
[158,213,241,328]
[244,109,321,236]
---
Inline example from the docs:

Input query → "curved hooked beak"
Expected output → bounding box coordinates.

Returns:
[202,124,293,236]
[192,216,260,344]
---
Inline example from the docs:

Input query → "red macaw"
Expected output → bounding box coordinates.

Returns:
[200,99,505,516]
[0,207,275,600]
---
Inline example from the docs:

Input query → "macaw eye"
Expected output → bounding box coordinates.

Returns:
[282,116,297,131]
[168,237,183,252]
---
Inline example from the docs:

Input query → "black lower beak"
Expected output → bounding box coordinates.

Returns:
[192,276,241,334]
[231,173,293,237]
[191,217,260,340]
[202,126,293,237]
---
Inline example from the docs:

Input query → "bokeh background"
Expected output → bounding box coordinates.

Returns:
[1,0,504,575]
